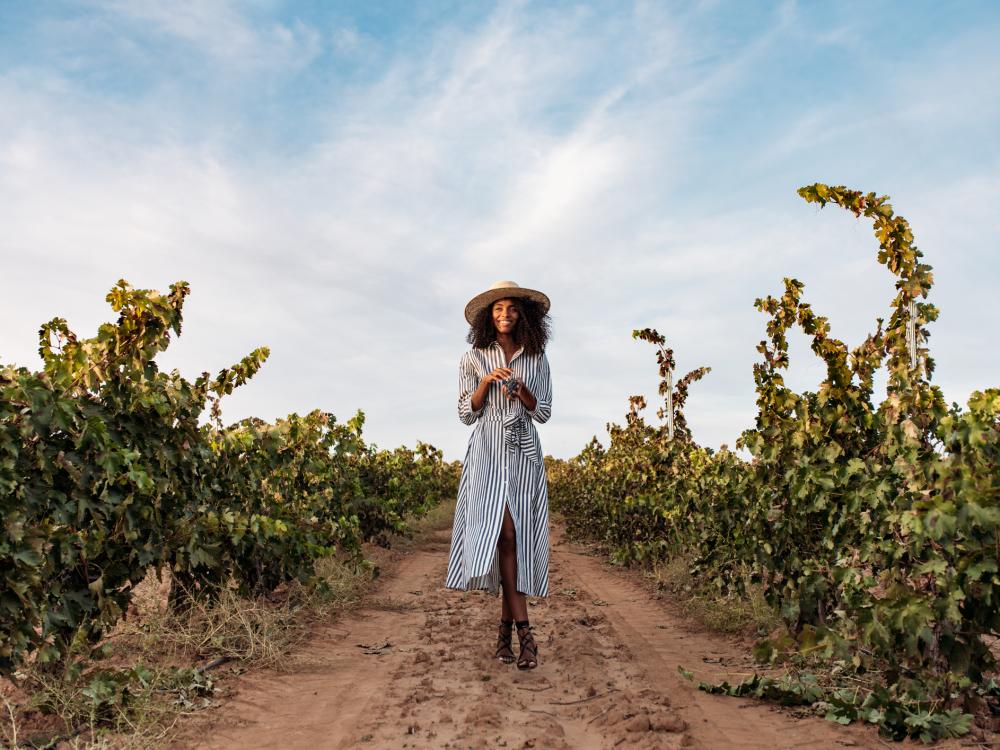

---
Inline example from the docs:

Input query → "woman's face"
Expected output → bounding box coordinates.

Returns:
[492,298,519,336]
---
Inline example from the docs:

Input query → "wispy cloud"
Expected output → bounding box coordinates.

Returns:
[1,1,998,459]
[89,0,323,70]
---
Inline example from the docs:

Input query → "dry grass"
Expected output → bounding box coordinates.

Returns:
[139,586,307,669]
[312,555,380,613]
[645,555,780,637]
[549,509,780,639]
[1,693,19,750]
[2,657,205,750]
[365,596,417,612]
[1,502,453,749]
[391,498,457,552]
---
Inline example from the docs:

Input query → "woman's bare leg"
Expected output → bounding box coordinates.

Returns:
[497,504,527,622]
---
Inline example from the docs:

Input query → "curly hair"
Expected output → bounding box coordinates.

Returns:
[466,297,551,355]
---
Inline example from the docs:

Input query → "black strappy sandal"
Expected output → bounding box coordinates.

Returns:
[516,623,538,670]
[495,619,515,664]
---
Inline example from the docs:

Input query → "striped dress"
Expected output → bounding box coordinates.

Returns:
[445,341,552,598]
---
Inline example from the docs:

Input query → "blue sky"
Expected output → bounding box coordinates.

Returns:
[2,1,999,459]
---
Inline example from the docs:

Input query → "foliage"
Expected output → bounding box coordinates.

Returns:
[697,671,972,742]
[549,184,1000,741]
[0,280,458,676]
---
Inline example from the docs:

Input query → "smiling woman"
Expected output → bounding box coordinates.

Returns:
[445,280,553,671]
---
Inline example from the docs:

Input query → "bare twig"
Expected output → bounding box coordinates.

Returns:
[196,656,234,674]
[1,694,18,748]
[587,704,614,725]
[515,684,553,693]
[550,688,620,706]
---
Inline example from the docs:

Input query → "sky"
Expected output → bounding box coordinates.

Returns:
[1,1,999,461]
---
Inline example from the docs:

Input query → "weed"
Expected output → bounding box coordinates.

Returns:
[647,556,780,637]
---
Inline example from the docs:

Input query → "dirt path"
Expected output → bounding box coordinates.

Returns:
[183,521,950,750]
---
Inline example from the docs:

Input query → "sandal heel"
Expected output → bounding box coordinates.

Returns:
[516,624,538,670]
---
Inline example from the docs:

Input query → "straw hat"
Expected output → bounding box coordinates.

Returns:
[464,280,551,325]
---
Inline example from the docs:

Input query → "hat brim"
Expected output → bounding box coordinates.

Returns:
[464,287,551,325]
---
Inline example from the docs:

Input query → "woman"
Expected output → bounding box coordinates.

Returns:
[444,280,553,670]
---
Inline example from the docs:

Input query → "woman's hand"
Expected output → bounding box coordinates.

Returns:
[472,368,536,410]
[500,375,536,410]
[481,367,513,390]
[501,374,526,401]
[510,379,537,411]
[471,367,512,412]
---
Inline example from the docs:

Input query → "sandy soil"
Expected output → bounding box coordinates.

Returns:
[178,522,970,750]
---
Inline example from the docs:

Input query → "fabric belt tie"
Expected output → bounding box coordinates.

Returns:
[482,412,541,468]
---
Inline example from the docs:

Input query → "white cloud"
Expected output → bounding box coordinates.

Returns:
[1,2,998,462]
[91,0,323,70]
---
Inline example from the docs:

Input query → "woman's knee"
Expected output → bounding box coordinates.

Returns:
[498,526,516,552]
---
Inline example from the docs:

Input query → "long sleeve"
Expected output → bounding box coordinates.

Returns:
[526,352,552,424]
[457,351,485,425]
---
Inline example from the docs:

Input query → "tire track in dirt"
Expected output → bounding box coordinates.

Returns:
[186,521,933,750]
[186,549,439,750]
[552,527,882,750]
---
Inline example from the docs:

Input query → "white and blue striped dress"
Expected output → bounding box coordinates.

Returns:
[445,341,552,598]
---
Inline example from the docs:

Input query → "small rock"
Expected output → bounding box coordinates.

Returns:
[625,714,651,733]
[651,716,687,733]
[605,709,627,725]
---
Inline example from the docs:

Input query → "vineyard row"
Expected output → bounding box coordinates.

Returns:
[0,281,458,675]
[547,184,1000,742]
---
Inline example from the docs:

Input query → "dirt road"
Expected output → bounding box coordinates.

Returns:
[184,521,932,749]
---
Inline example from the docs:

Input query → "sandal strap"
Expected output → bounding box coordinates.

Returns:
[496,623,516,662]
[516,625,538,664]
[497,622,514,647]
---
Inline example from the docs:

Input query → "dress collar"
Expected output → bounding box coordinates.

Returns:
[492,340,524,361]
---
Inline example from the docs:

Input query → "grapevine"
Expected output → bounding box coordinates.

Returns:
[548,184,999,742]
[0,280,458,674]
